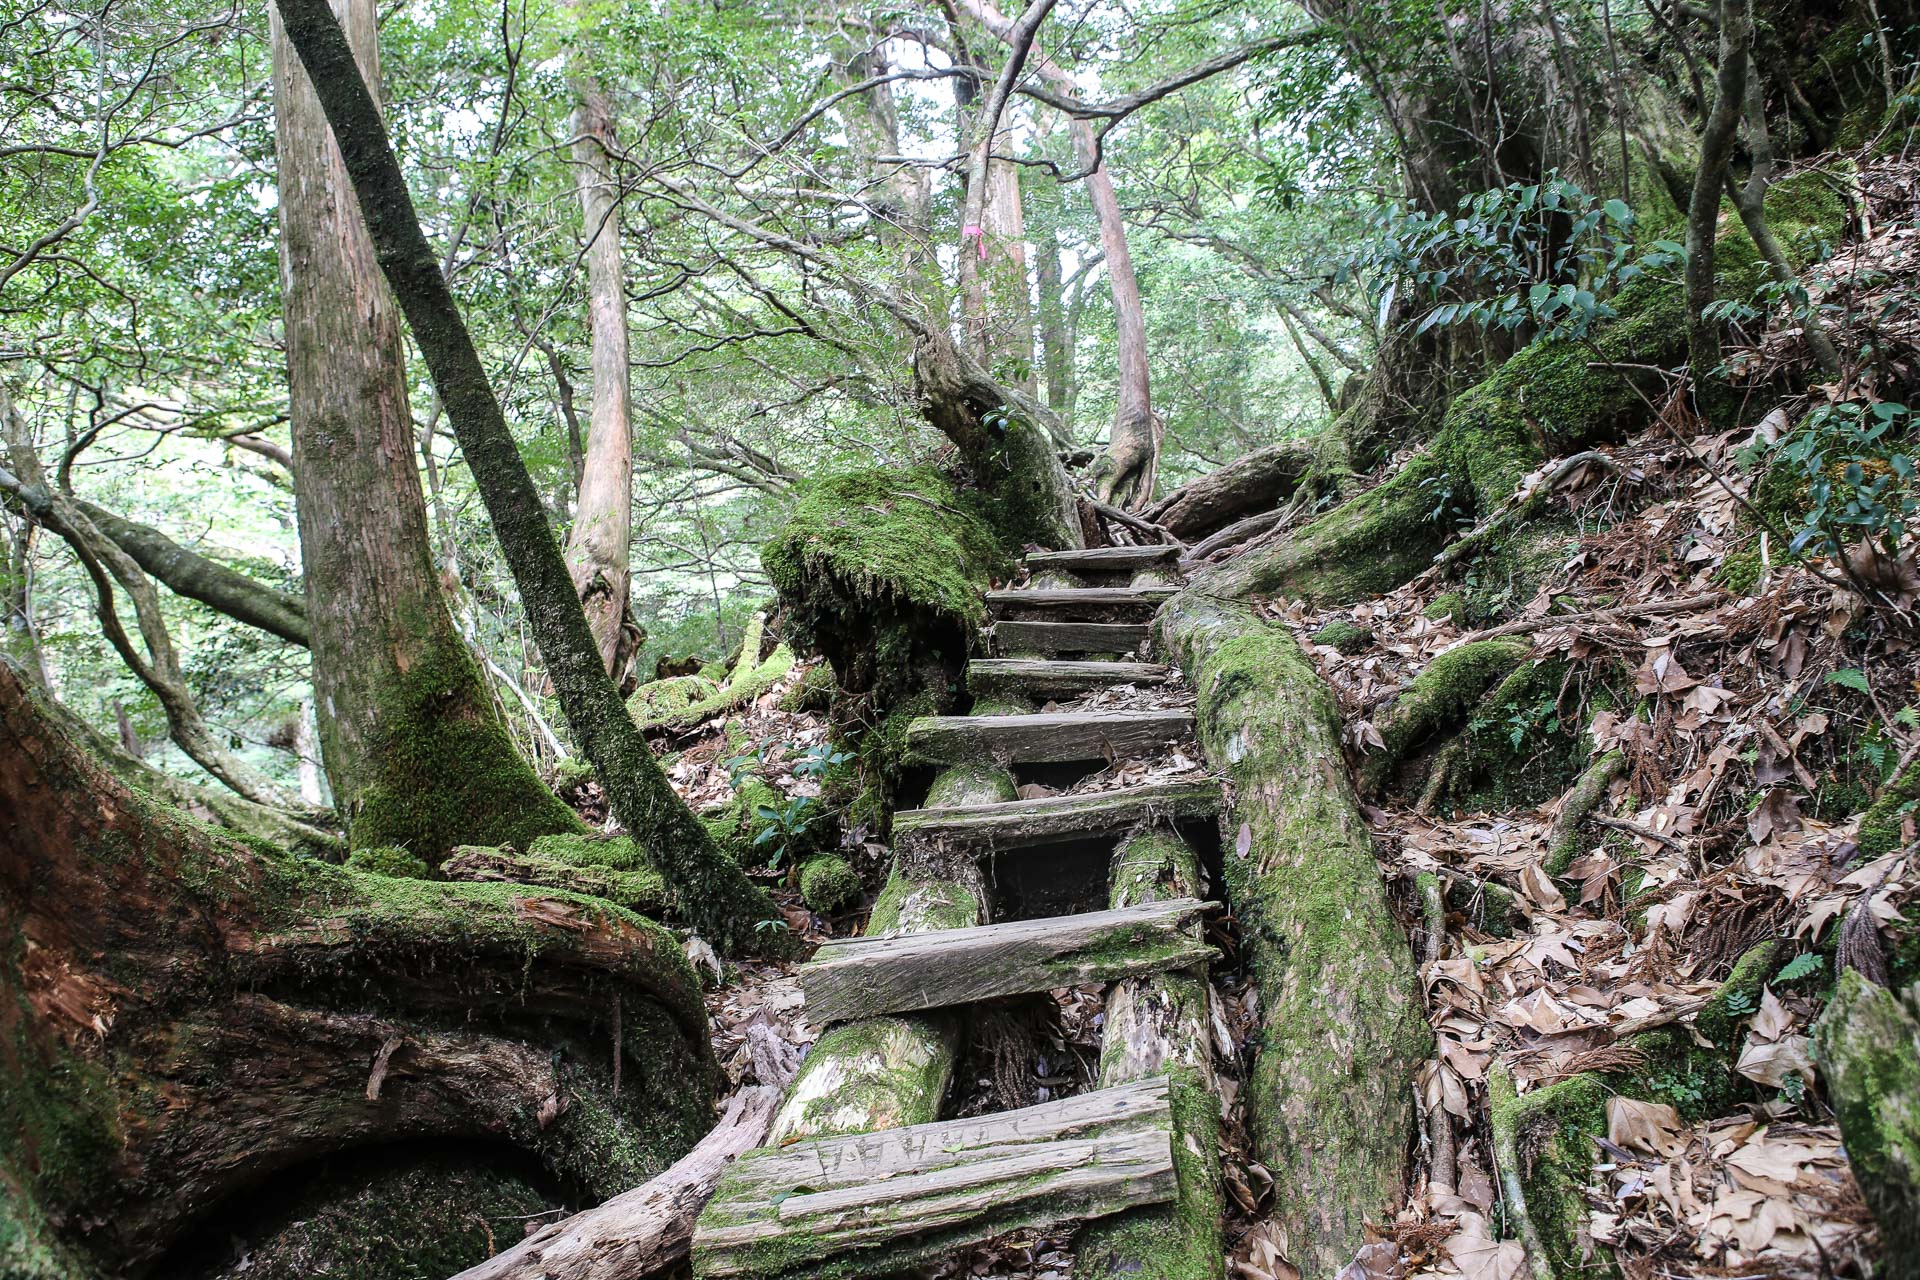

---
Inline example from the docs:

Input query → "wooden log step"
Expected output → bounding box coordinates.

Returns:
[894,780,1221,852]
[904,709,1195,766]
[990,619,1147,656]
[691,1077,1177,1279]
[968,657,1172,698]
[1024,545,1180,572]
[799,898,1214,1024]
[985,586,1176,617]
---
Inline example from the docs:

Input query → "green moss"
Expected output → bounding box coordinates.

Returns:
[1694,940,1785,1047]
[768,1014,956,1139]
[798,856,862,914]
[1359,640,1532,796]
[701,779,784,864]
[349,629,583,862]
[628,645,795,731]
[1490,1069,1612,1280]
[778,661,836,713]
[1451,658,1591,812]
[1076,1070,1222,1279]
[763,467,1010,710]
[1815,969,1920,1261]
[187,1153,554,1280]
[506,832,671,913]
[1859,760,1919,857]
[865,865,981,936]
[1423,592,1467,626]
[1619,941,1784,1121]
[1714,548,1766,594]
[1311,619,1373,654]
[343,845,433,880]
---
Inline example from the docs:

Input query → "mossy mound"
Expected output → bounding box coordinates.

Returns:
[516,832,670,913]
[180,1151,555,1280]
[1423,593,1467,626]
[343,845,433,880]
[627,645,794,732]
[779,661,837,713]
[1311,619,1373,654]
[762,468,1010,708]
[798,855,862,914]
[702,779,785,864]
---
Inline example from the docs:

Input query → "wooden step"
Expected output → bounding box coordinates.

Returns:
[1024,545,1179,573]
[895,780,1221,852]
[991,619,1148,656]
[800,898,1214,1024]
[968,657,1172,699]
[905,710,1195,766]
[692,1077,1177,1279]
[985,586,1176,617]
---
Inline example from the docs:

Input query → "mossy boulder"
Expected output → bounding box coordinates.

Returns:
[1815,970,1920,1269]
[1311,619,1373,654]
[762,468,1010,710]
[798,855,862,915]
[1423,592,1467,626]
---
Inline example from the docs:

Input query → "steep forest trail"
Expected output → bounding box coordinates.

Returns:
[691,543,1238,1279]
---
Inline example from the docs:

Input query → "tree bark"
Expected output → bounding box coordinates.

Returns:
[267,0,784,951]
[269,0,578,858]
[1145,440,1315,540]
[561,34,639,682]
[1684,0,1750,388]
[0,657,715,1272]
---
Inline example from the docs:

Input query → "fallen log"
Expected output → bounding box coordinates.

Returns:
[451,1085,784,1280]
[1144,440,1312,540]
[1157,593,1429,1277]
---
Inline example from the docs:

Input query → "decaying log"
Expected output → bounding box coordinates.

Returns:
[894,779,1221,853]
[990,618,1149,656]
[1024,545,1180,576]
[985,585,1177,616]
[799,898,1216,1024]
[967,657,1173,699]
[452,1085,784,1280]
[694,1077,1178,1280]
[904,709,1195,765]
[1078,824,1224,1279]
[1144,440,1313,540]
[1157,594,1429,1277]
[0,658,715,1271]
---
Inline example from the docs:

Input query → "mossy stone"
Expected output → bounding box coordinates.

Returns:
[1815,969,1920,1269]
[1311,619,1373,655]
[1423,592,1467,626]
[798,856,862,914]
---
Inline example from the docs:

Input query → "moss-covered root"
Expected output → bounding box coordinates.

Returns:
[1815,970,1920,1269]
[1858,757,1919,856]
[1545,751,1626,875]
[1157,593,1429,1276]
[1488,1065,1607,1280]
[1356,640,1532,798]
[1078,826,1223,1280]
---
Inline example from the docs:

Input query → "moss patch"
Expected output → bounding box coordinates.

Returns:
[798,855,862,914]
[343,846,432,880]
[1311,619,1374,655]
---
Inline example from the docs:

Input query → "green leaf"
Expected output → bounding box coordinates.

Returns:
[1603,198,1632,225]
[1826,668,1872,694]
[1775,952,1824,982]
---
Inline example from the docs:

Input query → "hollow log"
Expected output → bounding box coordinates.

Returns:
[0,658,716,1274]
[1157,594,1429,1278]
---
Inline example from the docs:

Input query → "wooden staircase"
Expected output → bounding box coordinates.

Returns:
[693,543,1220,1280]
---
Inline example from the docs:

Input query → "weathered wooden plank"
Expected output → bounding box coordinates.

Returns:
[693,1078,1177,1279]
[990,619,1147,656]
[1025,545,1179,571]
[894,780,1221,852]
[904,709,1195,765]
[968,657,1172,698]
[985,586,1176,616]
[800,898,1214,1023]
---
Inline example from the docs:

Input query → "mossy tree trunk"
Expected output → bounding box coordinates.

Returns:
[1157,594,1430,1278]
[266,0,782,951]
[268,0,579,859]
[0,658,716,1276]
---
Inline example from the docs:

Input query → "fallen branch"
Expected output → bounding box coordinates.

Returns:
[452,1085,783,1280]
[1455,591,1727,644]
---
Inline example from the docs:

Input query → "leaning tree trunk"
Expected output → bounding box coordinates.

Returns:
[561,32,640,683]
[0,657,716,1276]
[267,0,783,952]
[268,0,580,859]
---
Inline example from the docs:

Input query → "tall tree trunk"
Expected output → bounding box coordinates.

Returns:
[561,41,639,682]
[1034,206,1072,414]
[266,0,785,951]
[1685,0,1750,394]
[268,0,580,859]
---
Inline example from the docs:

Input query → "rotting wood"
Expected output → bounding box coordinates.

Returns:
[1025,544,1180,573]
[989,619,1148,656]
[894,780,1221,852]
[905,709,1195,765]
[451,1085,783,1280]
[693,1078,1178,1280]
[800,898,1215,1024]
[968,657,1172,698]
[1078,823,1224,1279]
[985,586,1177,615]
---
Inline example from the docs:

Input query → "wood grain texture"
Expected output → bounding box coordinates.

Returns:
[967,658,1172,697]
[1025,545,1179,571]
[990,619,1148,656]
[894,780,1221,851]
[905,709,1196,765]
[985,586,1176,616]
[452,1085,783,1280]
[799,898,1215,1023]
[693,1078,1177,1279]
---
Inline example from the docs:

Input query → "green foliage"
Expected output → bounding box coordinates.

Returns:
[1772,399,1918,558]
